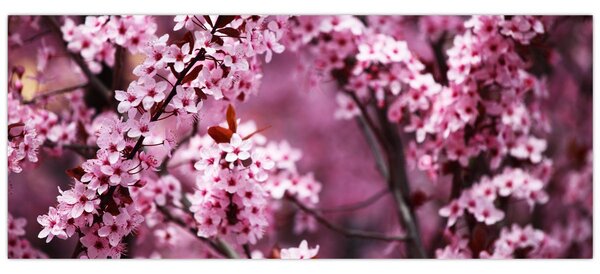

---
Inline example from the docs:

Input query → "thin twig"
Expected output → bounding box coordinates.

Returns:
[355,116,389,180]
[319,187,389,213]
[24,83,87,104]
[159,120,198,175]
[285,194,407,242]
[157,205,239,258]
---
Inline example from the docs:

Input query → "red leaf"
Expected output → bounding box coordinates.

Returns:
[214,16,236,29]
[66,166,85,181]
[226,104,237,133]
[117,187,134,205]
[182,64,203,84]
[203,16,213,27]
[469,223,488,258]
[217,27,240,38]
[207,126,233,143]
[175,31,195,51]
[194,87,208,101]
[210,35,224,46]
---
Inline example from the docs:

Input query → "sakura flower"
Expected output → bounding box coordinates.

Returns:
[171,86,202,114]
[510,136,547,163]
[115,88,142,114]
[166,43,192,72]
[439,200,464,227]
[280,240,319,259]
[219,133,252,163]
[80,229,111,258]
[334,93,360,120]
[37,207,67,243]
[137,77,168,110]
[473,202,505,225]
[262,30,285,63]
[56,182,98,218]
[127,112,154,138]
[97,212,128,247]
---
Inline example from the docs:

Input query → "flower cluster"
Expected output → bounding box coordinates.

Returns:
[279,240,320,259]
[480,224,560,258]
[186,113,321,245]
[61,16,158,73]
[439,167,548,227]
[8,213,47,259]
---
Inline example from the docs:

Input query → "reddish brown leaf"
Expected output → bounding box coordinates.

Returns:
[105,198,121,215]
[66,166,85,181]
[8,122,25,131]
[117,187,134,205]
[182,64,203,84]
[194,87,208,101]
[269,246,281,259]
[207,126,233,143]
[174,31,195,51]
[203,16,213,27]
[210,35,224,46]
[217,27,241,38]
[469,223,488,258]
[214,16,236,29]
[241,158,253,167]
[226,104,237,133]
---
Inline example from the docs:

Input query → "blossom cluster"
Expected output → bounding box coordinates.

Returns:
[61,16,158,73]
[8,213,47,259]
[439,167,549,227]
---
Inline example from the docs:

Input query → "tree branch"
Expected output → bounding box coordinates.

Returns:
[375,106,427,258]
[319,187,388,213]
[286,194,407,242]
[45,16,113,103]
[157,205,239,258]
[24,83,88,104]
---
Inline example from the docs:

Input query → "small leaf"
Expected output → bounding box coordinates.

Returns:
[203,16,213,27]
[8,122,25,131]
[194,87,208,101]
[66,166,85,181]
[117,187,134,205]
[214,16,236,29]
[174,31,195,51]
[182,64,203,84]
[217,27,240,38]
[469,223,488,258]
[241,158,253,167]
[226,104,237,133]
[207,126,233,143]
[210,35,224,46]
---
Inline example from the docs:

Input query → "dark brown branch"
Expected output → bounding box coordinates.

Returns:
[285,194,407,242]
[375,106,427,258]
[126,48,206,161]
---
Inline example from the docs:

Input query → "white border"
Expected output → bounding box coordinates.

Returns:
[1,1,598,273]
